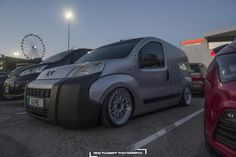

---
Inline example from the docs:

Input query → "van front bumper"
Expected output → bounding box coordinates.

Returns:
[25,73,102,128]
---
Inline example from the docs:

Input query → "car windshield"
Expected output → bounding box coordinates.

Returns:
[8,64,34,77]
[190,64,201,73]
[76,38,142,64]
[43,51,70,64]
[216,52,236,82]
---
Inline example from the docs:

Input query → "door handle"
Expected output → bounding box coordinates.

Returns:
[166,69,169,81]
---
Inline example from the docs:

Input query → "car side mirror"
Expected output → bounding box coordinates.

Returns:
[140,54,157,68]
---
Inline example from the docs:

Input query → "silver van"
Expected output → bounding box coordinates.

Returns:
[25,37,192,128]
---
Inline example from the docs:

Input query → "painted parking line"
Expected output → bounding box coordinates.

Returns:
[15,112,27,115]
[128,108,204,151]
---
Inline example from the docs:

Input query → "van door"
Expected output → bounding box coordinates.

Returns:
[137,41,170,111]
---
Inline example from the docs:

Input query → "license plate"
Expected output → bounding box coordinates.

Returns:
[5,86,9,93]
[27,96,44,108]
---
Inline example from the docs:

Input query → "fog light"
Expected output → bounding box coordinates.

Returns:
[223,110,236,122]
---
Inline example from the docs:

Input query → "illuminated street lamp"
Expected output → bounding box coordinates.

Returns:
[14,52,20,57]
[65,10,73,51]
[13,52,20,67]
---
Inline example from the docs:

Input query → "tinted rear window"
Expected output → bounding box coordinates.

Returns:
[190,64,201,73]
[216,53,236,82]
[76,39,142,64]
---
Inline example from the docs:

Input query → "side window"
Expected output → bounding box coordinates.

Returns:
[138,42,165,68]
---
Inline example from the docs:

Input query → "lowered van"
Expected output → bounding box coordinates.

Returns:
[25,37,192,128]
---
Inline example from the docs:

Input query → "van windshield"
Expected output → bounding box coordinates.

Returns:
[43,51,70,64]
[216,52,236,82]
[76,38,142,64]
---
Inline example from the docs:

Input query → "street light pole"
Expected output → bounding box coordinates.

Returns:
[65,11,73,52]
[68,18,70,51]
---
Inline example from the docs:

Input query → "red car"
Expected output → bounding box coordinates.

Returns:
[205,41,236,157]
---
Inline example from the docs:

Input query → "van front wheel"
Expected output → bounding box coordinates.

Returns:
[101,88,133,128]
[180,86,192,106]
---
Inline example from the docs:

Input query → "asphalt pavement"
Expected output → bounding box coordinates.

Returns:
[0,95,211,157]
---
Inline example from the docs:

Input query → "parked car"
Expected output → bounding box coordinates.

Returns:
[190,63,207,93]
[205,40,236,157]
[0,72,7,100]
[210,44,228,57]
[1,64,36,100]
[3,48,91,99]
[25,37,192,128]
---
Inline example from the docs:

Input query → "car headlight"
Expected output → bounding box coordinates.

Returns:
[19,65,47,76]
[69,60,105,78]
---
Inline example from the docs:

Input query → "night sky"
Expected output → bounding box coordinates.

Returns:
[0,0,235,59]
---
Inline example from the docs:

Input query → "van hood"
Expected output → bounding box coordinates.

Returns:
[37,64,77,80]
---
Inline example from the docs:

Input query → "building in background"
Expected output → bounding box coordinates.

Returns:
[0,54,36,74]
[181,26,236,66]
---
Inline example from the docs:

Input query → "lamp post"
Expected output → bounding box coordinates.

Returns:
[65,11,73,51]
[13,52,20,67]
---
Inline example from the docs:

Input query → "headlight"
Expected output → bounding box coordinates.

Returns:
[19,65,47,76]
[69,60,105,78]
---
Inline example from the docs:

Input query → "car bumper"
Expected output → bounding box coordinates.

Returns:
[205,102,236,157]
[25,73,102,128]
[3,82,26,99]
[192,81,205,92]
[3,74,38,99]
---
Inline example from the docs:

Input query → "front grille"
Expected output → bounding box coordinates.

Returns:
[27,106,48,118]
[26,88,51,98]
[214,116,236,148]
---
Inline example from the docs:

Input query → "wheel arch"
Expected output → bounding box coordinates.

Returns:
[89,74,140,116]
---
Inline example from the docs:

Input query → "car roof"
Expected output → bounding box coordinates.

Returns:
[217,40,236,56]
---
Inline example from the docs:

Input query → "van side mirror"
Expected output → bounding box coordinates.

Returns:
[140,54,157,68]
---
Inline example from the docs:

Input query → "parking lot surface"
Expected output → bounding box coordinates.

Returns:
[0,95,211,157]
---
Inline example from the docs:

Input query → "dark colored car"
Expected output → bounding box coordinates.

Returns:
[3,48,91,99]
[190,63,207,93]
[205,40,236,157]
[0,72,7,100]
[1,64,36,100]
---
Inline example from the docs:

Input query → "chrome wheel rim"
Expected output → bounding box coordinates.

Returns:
[184,87,192,105]
[108,88,132,125]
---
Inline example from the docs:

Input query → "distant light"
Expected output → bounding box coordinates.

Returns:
[14,52,20,56]
[65,11,73,20]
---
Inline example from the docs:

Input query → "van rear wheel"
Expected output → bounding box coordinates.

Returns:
[101,88,133,128]
[180,86,192,106]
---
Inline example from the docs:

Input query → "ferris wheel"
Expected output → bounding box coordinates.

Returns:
[21,33,45,60]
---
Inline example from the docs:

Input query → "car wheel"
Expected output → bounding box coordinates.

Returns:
[180,86,192,106]
[101,88,133,128]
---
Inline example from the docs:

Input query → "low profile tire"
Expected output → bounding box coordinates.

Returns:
[101,88,133,128]
[180,86,192,106]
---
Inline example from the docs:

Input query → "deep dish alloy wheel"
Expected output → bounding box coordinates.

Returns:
[101,88,133,127]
